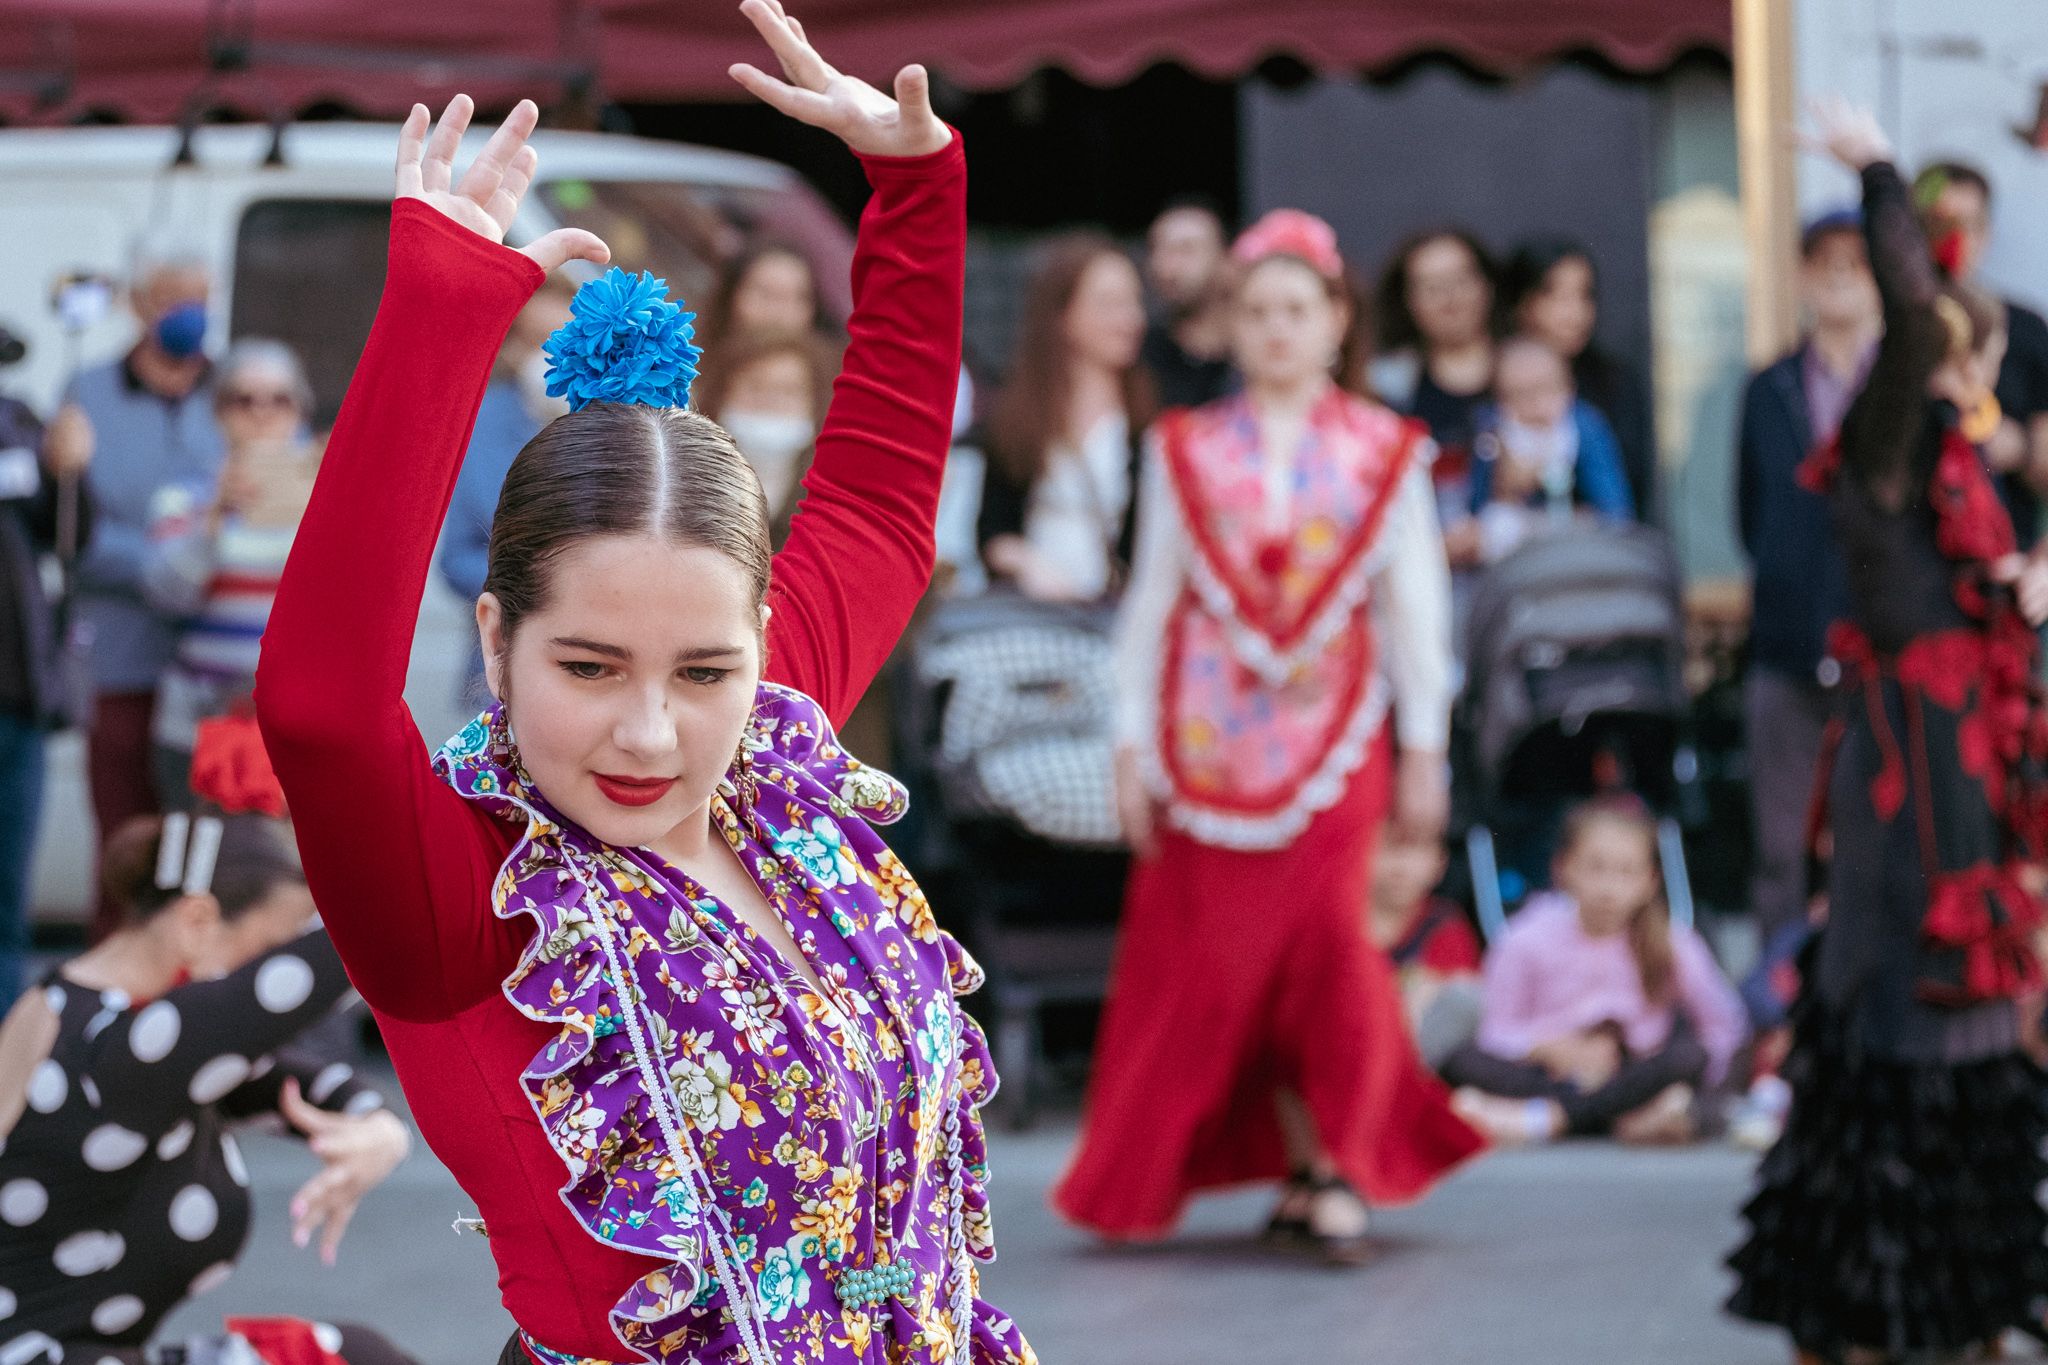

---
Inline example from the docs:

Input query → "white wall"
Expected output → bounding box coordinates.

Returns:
[1797,0,2048,311]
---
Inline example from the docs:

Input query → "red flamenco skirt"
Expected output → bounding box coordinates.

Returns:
[1052,732,1485,1238]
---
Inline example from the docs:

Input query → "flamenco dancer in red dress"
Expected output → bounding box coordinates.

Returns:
[257,5,1032,1362]
[1053,210,1483,1262]
[1727,98,2048,1365]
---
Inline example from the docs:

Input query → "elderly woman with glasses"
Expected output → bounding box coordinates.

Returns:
[141,337,322,807]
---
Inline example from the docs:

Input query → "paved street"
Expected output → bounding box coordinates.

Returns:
[153,1062,1938,1365]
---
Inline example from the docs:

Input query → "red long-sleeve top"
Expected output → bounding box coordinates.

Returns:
[255,136,965,1357]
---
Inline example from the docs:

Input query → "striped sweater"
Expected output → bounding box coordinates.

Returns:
[142,481,299,750]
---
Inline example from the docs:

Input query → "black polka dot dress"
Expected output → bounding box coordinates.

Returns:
[0,930,384,1365]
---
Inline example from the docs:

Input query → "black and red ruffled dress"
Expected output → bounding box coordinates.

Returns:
[1727,161,2048,1358]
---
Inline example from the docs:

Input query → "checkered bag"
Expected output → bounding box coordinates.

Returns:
[913,592,1122,848]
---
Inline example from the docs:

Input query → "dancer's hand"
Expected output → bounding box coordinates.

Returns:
[1115,746,1159,861]
[393,96,610,274]
[728,0,951,159]
[1993,551,2048,627]
[1797,95,1893,173]
[281,1078,411,1266]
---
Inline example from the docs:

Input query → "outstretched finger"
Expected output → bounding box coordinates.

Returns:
[279,1077,336,1136]
[394,104,430,199]
[739,0,830,90]
[893,64,933,124]
[458,99,539,206]
[522,228,611,274]
[486,144,540,234]
[422,94,474,194]
[728,61,836,126]
[319,1199,359,1266]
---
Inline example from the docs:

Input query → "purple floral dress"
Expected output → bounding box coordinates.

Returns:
[432,684,1031,1365]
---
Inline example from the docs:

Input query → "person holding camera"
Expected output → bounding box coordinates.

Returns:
[0,330,91,1008]
[46,260,225,938]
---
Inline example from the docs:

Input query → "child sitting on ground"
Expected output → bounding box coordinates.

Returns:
[1444,796,1748,1145]
[1445,335,1635,568]
[1368,824,1485,1070]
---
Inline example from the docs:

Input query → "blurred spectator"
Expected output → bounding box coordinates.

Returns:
[47,256,224,938]
[1139,199,1234,409]
[1445,799,1747,1146]
[695,327,841,546]
[1370,229,1499,478]
[1452,336,1635,569]
[1368,824,1484,1070]
[142,339,319,807]
[439,280,576,702]
[1498,238,1657,515]
[1,390,85,1008]
[0,811,415,1365]
[1736,210,1875,941]
[980,234,1156,603]
[1914,160,2048,544]
[696,240,828,357]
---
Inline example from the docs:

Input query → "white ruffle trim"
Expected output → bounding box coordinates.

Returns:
[1184,540,1386,688]
[1147,673,1389,851]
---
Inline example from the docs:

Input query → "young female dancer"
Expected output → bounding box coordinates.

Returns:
[254,5,1029,1362]
[1726,98,2048,1363]
[1052,209,1483,1262]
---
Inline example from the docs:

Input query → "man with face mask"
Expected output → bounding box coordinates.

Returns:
[45,255,223,939]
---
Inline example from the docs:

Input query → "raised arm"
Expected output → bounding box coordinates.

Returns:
[255,98,608,1022]
[725,0,965,727]
[1806,100,1948,502]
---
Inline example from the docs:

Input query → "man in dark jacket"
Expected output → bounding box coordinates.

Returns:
[1736,210,1879,941]
[0,384,91,1007]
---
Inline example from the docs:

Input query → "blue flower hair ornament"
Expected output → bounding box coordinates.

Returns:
[542,267,704,413]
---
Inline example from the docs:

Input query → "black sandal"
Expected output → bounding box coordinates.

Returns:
[1260,1167,1316,1245]
[1302,1173,1373,1267]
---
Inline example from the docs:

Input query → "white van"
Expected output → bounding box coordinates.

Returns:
[0,122,857,920]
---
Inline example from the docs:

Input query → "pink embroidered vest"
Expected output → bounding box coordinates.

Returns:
[1152,389,1420,850]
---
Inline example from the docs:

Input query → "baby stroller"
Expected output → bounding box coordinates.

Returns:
[894,589,1129,1128]
[1453,522,1700,940]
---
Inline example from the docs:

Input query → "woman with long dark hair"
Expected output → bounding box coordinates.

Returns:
[979,233,1156,602]
[1727,98,2048,1363]
[1497,238,1656,515]
[1371,229,1498,470]
[253,5,1031,1362]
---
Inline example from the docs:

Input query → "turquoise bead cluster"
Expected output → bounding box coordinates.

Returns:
[835,1260,914,1307]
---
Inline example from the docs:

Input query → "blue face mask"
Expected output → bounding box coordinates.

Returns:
[152,302,208,359]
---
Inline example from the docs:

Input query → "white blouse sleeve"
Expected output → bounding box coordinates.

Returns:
[1374,461,1454,752]
[1112,434,1188,750]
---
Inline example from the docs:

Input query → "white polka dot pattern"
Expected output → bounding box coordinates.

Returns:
[254,956,315,1013]
[156,1120,195,1161]
[128,1002,180,1063]
[26,1061,65,1114]
[168,1186,218,1242]
[343,1090,386,1116]
[311,1324,343,1355]
[89,1295,144,1335]
[188,1262,234,1296]
[78,1077,100,1109]
[308,1063,353,1104]
[186,1055,251,1105]
[0,1286,15,1320]
[79,1126,147,1173]
[221,1134,248,1188]
[41,986,64,1015]
[0,1180,47,1227]
[1,1331,59,1365]
[52,1230,124,1277]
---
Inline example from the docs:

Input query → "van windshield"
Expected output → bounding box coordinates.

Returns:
[535,178,855,325]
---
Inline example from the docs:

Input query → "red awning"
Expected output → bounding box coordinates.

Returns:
[0,0,1730,124]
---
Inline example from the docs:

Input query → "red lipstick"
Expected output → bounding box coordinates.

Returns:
[593,773,676,807]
